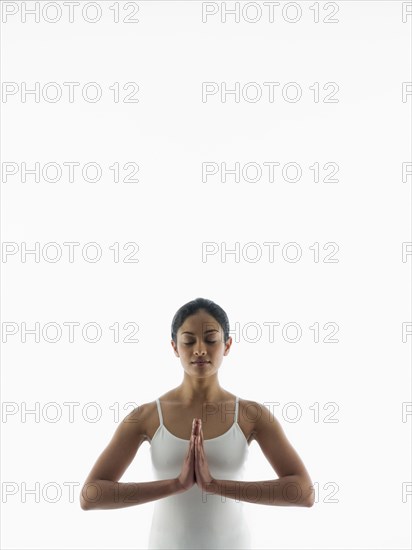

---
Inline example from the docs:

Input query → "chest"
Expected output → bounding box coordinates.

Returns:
[146,399,255,446]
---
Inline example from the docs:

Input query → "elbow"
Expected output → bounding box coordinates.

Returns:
[80,485,94,511]
[304,484,315,508]
[304,495,315,507]
[80,495,90,511]
[80,478,103,510]
[294,476,315,507]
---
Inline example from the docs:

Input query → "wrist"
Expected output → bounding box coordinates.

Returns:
[205,478,219,495]
[174,478,186,494]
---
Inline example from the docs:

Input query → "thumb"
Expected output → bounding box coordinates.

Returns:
[194,419,201,436]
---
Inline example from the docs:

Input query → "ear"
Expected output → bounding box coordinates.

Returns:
[223,336,232,356]
[171,339,179,357]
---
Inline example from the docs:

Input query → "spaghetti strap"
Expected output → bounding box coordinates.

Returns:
[156,397,238,427]
[156,398,163,426]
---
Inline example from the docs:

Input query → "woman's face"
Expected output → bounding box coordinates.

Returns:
[172,309,232,373]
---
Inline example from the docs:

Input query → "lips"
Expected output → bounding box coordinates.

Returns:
[192,361,209,364]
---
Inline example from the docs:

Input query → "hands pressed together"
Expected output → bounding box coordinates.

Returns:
[177,418,216,493]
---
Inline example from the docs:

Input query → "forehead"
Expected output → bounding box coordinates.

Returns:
[178,311,221,334]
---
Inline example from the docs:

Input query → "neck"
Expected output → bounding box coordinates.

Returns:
[176,374,226,404]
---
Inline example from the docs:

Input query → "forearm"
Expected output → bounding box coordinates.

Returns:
[206,475,315,507]
[80,478,183,510]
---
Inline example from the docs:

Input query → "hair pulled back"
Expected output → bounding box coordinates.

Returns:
[171,297,230,345]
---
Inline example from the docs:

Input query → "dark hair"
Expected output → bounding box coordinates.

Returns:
[171,297,230,345]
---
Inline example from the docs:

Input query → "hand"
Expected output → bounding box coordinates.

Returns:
[193,419,216,492]
[176,419,197,492]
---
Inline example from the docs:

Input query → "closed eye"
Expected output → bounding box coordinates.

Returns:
[184,341,217,345]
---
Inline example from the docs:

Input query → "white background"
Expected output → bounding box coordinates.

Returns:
[1,0,411,549]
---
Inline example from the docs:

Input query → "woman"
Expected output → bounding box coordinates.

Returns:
[80,297,315,549]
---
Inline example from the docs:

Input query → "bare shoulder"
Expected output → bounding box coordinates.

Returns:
[240,399,283,431]
[138,399,164,442]
[237,398,286,441]
[123,401,154,443]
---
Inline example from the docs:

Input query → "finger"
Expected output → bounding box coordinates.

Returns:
[190,439,195,462]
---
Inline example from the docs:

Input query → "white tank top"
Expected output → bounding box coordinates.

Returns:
[148,395,253,549]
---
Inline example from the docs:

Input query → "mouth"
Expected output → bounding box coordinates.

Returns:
[192,361,210,364]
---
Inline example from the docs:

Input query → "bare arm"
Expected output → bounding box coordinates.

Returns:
[79,404,184,510]
[208,401,315,507]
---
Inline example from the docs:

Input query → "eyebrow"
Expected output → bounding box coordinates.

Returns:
[181,329,219,335]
